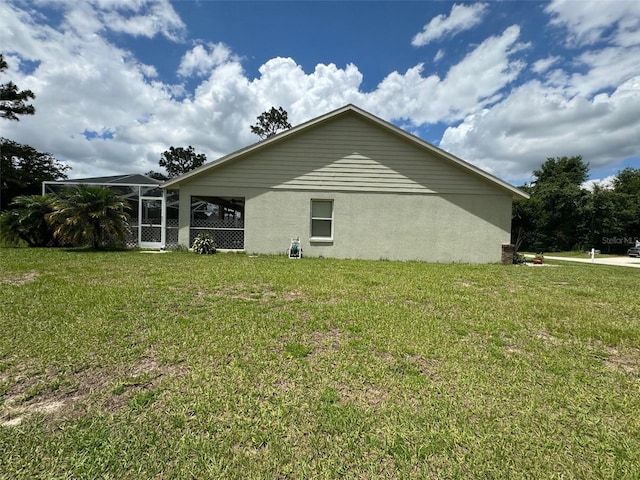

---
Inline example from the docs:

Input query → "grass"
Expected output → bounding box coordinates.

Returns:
[1,248,639,479]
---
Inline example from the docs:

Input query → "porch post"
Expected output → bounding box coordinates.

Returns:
[161,188,167,249]
[177,189,191,247]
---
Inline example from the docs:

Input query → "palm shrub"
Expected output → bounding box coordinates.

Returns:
[0,194,56,247]
[48,185,130,249]
[192,233,216,254]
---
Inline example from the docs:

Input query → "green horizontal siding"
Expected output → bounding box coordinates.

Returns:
[190,114,499,195]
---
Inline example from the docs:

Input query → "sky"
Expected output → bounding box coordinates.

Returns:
[1,0,639,187]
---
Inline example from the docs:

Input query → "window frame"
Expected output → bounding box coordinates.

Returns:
[310,199,334,242]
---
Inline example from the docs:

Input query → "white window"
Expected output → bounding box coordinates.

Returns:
[310,199,333,241]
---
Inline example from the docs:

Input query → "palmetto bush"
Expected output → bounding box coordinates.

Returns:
[0,194,56,247]
[48,185,130,249]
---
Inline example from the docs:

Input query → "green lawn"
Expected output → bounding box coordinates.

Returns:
[1,249,639,479]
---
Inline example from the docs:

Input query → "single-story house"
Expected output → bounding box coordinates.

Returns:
[164,104,528,263]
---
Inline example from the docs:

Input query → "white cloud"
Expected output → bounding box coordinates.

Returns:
[532,56,560,74]
[373,26,526,124]
[564,45,640,97]
[63,2,104,37]
[254,59,365,122]
[434,49,444,62]
[412,3,489,47]
[582,175,616,191]
[178,43,239,77]
[546,0,640,46]
[438,2,640,183]
[440,76,640,182]
[25,0,185,40]
[101,0,185,41]
[1,2,184,177]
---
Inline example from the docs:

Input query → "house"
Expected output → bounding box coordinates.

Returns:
[163,104,529,263]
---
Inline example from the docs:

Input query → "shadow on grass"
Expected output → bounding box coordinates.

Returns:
[62,246,133,253]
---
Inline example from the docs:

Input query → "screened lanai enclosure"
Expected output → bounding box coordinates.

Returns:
[43,174,179,249]
[43,174,245,250]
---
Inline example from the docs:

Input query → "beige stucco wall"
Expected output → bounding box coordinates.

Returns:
[176,184,512,263]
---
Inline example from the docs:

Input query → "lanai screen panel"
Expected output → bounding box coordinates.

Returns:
[190,196,245,249]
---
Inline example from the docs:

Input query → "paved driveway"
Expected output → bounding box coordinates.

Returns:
[527,254,640,269]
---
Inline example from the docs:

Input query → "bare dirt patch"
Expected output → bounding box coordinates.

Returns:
[500,336,526,356]
[308,328,347,356]
[0,270,39,286]
[403,353,440,378]
[213,282,306,303]
[337,381,390,407]
[505,345,525,355]
[534,329,563,346]
[603,346,640,375]
[1,399,66,427]
[0,354,189,427]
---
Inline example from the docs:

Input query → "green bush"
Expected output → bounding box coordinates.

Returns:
[513,252,527,264]
[192,233,216,254]
[0,195,57,247]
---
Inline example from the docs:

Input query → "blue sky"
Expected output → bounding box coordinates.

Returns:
[1,0,639,187]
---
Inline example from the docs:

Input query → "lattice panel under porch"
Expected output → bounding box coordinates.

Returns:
[189,229,244,249]
[141,226,162,243]
[191,218,244,229]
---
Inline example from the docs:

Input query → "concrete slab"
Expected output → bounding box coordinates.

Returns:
[525,254,640,269]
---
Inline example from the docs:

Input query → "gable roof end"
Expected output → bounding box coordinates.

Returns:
[162,104,529,200]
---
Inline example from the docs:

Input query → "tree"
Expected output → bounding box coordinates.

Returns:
[48,186,131,249]
[587,184,626,252]
[0,138,70,210]
[510,185,538,252]
[0,56,53,210]
[610,167,640,243]
[513,160,640,253]
[250,106,292,139]
[612,167,640,195]
[0,54,35,121]
[158,146,206,178]
[0,194,56,247]
[528,156,590,251]
[144,170,169,181]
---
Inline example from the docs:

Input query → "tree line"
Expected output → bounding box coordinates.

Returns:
[512,156,640,254]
